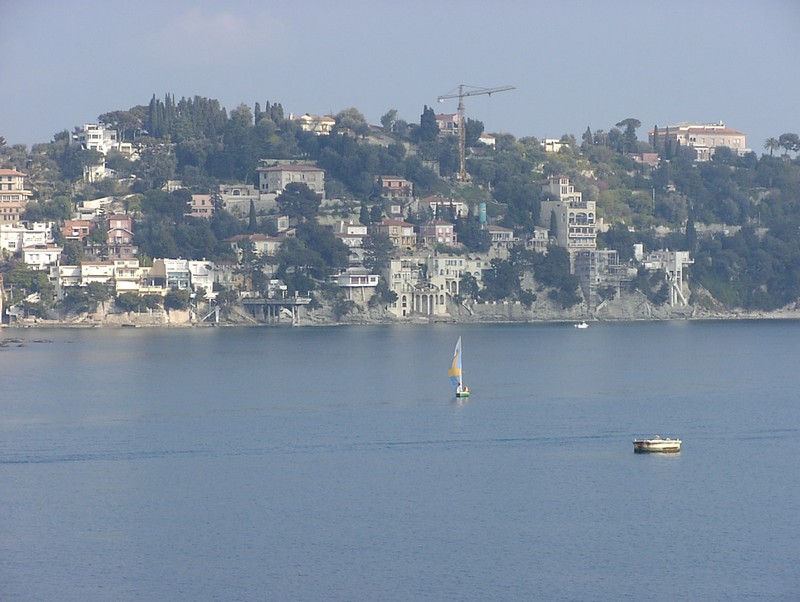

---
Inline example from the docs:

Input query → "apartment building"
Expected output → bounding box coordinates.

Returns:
[256,165,326,199]
[0,221,53,253]
[539,175,597,256]
[649,122,749,161]
[0,168,33,225]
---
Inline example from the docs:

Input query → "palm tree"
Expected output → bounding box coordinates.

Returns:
[764,137,780,157]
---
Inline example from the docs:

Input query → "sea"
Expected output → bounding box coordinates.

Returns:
[1,320,798,601]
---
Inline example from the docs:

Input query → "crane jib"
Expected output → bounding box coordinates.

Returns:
[435,84,515,181]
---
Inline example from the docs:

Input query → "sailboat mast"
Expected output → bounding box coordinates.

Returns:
[457,336,463,388]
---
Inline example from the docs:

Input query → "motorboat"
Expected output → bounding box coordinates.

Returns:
[633,435,681,453]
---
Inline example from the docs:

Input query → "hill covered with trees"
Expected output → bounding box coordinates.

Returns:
[2,93,800,316]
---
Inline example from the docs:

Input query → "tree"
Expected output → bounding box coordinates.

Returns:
[581,127,593,151]
[116,292,161,312]
[224,103,257,180]
[465,118,484,147]
[2,265,54,302]
[456,213,491,253]
[276,182,321,223]
[369,204,384,223]
[57,145,103,181]
[418,105,438,142]
[459,272,480,300]
[60,240,85,265]
[275,237,324,292]
[362,233,394,273]
[615,118,641,154]
[135,142,177,189]
[59,288,94,314]
[141,188,191,222]
[369,278,397,306]
[548,209,558,240]
[296,222,350,273]
[98,109,143,141]
[164,289,191,310]
[380,109,398,134]
[778,133,800,155]
[482,259,520,300]
[248,200,257,233]
[334,108,369,137]
[359,202,370,226]
[764,137,780,157]
[22,197,73,222]
[392,119,410,139]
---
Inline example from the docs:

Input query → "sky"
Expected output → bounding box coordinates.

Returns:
[2,0,798,154]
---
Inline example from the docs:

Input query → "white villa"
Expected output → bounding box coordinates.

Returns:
[385,253,489,319]
[1,221,53,254]
[649,122,749,161]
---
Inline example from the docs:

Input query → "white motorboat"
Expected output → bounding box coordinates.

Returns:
[633,435,681,453]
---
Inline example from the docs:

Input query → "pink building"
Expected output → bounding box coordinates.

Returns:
[419,220,457,246]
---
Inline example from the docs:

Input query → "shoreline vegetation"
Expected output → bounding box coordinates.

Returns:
[4,291,799,330]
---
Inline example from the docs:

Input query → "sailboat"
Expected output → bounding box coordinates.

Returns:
[448,336,470,398]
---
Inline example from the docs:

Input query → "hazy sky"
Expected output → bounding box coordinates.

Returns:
[2,0,797,153]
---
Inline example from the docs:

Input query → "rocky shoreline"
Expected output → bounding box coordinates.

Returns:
[4,291,800,329]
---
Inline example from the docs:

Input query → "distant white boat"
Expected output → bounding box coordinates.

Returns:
[633,435,681,453]
[574,322,589,329]
[448,336,470,399]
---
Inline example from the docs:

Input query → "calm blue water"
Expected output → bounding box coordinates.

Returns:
[1,321,798,601]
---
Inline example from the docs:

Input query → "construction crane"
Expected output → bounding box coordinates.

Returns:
[437,84,514,181]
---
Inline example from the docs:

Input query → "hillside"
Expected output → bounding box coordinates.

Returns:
[2,95,800,323]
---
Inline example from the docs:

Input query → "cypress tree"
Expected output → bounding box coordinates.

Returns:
[582,127,592,151]
[548,209,558,240]
[419,105,438,142]
[664,127,672,159]
[685,206,697,253]
[248,200,257,232]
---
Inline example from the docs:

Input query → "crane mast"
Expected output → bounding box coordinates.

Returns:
[437,84,514,181]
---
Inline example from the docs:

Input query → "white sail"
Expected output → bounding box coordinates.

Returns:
[448,337,468,397]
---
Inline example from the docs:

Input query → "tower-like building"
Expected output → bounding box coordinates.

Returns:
[539,175,596,257]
